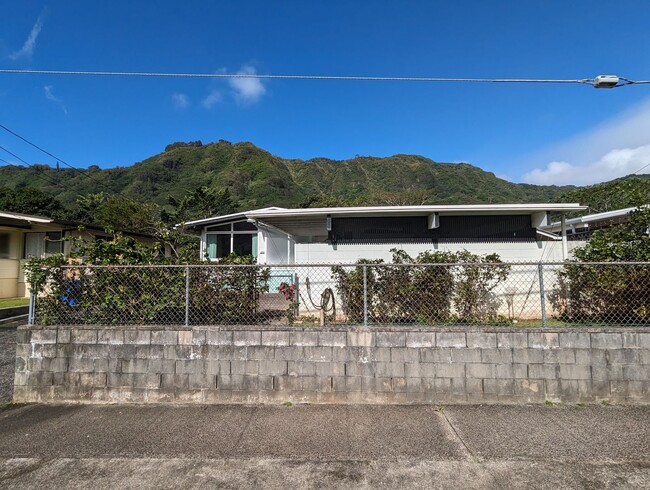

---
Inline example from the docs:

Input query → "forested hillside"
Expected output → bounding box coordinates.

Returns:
[0,140,574,210]
[1,139,650,232]
[554,176,650,213]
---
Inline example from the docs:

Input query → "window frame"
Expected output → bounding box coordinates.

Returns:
[204,221,258,261]
[23,231,64,259]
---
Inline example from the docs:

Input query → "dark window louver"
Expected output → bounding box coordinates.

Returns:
[328,215,535,244]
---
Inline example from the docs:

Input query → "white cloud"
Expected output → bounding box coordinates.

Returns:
[229,65,266,104]
[202,90,222,109]
[523,145,650,185]
[171,93,189,109]
[522,98,650,185]
[43,85,67,114]
[9,12,45,60]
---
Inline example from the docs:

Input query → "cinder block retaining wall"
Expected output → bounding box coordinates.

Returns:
[13,325,650,404]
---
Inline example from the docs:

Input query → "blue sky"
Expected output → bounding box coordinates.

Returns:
[1,1,650,186]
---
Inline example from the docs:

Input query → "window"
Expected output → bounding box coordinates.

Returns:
[0,233,10,259]
[45,232,62,255]
[24,231,64,258]
[205,221,258,260]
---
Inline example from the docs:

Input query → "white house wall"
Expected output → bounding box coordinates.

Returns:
[262,229,293,265]
[293,241,567,264]
[288,241,577,321]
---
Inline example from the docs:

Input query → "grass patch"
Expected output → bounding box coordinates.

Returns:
[512,319,573,328]
[0,297,29,309]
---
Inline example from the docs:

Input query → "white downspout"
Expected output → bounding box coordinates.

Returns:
[561,214,568,260]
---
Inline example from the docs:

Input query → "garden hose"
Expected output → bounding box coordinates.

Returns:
[303,277,336,321]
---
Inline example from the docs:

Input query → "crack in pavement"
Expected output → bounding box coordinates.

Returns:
[230,406,258,455]
[437,406,479,463]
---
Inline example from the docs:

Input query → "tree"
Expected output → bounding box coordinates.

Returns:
[0,186,66,218]
[72,192,199,261]
[164,187,236,224]
[75,193,160,234]
[556,177,650,214]
[550,207,650,323]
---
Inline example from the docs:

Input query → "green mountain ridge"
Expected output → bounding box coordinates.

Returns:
[0,140,577,211]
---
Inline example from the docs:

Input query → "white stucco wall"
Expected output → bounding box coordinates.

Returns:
[260,229,294,265]
[287,240,579,320]
[293,240,567,264]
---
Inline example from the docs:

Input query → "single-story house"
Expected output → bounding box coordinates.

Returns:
[184,204,587,265]
[0,210,156,298]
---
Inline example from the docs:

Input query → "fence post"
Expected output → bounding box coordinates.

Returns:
[28,292,35,326]
[185,266,190,327]
[363,264,368,327]
[538,263,547,327]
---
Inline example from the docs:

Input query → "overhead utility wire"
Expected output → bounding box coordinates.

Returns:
[0,123,116,195]
[0,69,648,87]
[0,143,70,190]
[632,162,650,175]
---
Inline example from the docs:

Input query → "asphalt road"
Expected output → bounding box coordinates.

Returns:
[0,327,16,404]
[1,403,649,489]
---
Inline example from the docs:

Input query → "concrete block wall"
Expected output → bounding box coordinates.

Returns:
[13,325,650,404]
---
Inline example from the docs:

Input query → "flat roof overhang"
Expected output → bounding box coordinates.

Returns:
[247,204,586,238]
[247,203,586,220]
[184,204,587,237]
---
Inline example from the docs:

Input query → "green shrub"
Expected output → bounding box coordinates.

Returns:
[550,207,650,324]
[331,249,509,325]
[331,259,382,323]
[189,254,270,324]
[25,234,269,325]
[452,251,511,323]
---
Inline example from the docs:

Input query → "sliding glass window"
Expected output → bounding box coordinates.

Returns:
[205,221,258,260]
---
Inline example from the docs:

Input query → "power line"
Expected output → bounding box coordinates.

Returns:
[0,144,70,191]
[0,123,117,195]
[632,162,650,175]
[0,68,648,87]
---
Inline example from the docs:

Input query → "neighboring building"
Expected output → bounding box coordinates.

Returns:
[0,211,156,298]
[540,205,646,256]
[541,205,641,240]
[184,204,587,265]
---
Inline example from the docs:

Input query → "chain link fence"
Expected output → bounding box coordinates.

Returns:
[29,262,650,327]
